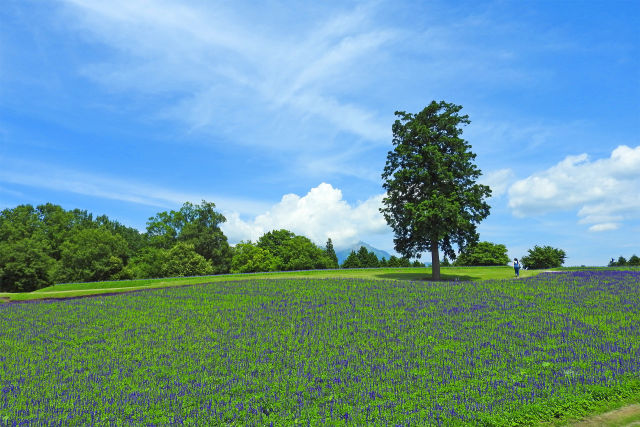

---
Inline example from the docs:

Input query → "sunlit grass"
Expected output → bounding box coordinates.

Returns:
[5,266,541,302]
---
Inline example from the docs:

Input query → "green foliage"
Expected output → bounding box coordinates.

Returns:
[0,237,57,292]
[0,204,144,289]
[0,201,232,290]
[609,255,640,267]
[56,228,130,283]
[256,229,296,257]
[231,242,280,273]
[125,247,166,279]
[146,201,231,273]
[359,246,380,268]
[521,245,567,269]
[341,250,360,268]
[324,238,339,268]
[381,101,491,280]
[340,246,382,268]
[387,255,412,267]
[454,241,510,266]
[255,230,333,271]
[160,242,214,277]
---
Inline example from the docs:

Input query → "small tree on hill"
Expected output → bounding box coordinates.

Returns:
[628,255,640,266]
[454,241,510,266]
[521,245,566,269]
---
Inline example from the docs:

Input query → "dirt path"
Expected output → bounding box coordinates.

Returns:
[568,403,640,426]
[0,285,166,303]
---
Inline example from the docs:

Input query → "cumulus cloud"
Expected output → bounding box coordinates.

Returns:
[508,145,640,231]
[220,183,389,249]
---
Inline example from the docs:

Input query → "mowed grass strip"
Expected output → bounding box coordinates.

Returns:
[0,266,542,302]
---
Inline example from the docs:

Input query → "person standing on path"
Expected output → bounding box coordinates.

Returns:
[513,258,521,277]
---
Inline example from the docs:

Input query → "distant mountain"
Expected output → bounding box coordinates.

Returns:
[336,241,392,264]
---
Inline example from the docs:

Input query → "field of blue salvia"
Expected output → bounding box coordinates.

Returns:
[1,271,639,425]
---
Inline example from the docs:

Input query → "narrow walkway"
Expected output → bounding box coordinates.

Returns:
[569,403,640,426]
[36,285,156,294]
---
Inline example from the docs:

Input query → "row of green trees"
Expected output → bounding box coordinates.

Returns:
[0,201,233,292]
[341,246,423,269]
[448,242,567,269]
[0,203,419,292]
[609,255,640,267]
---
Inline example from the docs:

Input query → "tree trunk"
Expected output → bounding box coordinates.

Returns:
[431,239,440,281]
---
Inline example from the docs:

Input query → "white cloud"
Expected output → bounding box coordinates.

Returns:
[508,145,640,230]
[220,183,389,249]
[480,168,514,197]
[588,223,619,232]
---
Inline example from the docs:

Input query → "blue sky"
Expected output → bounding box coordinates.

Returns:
[1,0,638,266]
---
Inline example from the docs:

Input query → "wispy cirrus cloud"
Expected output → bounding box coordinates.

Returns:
[58,0,394,147]
[0,157,270,215]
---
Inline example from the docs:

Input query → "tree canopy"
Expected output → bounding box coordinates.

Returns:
[454,241,510,266]
[521,245,567,269]
[146,201,231,273]
[230,230,334,273]
[381,101,492,280]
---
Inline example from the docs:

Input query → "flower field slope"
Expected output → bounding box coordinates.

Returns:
[1,271,639,425]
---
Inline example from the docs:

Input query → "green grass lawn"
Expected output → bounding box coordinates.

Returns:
[0,265,541,302]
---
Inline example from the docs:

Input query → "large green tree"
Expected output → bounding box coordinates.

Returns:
[381,101,491,280]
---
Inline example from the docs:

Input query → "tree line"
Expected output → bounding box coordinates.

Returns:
[609,255,640,267]
[0,202,419,292]
[0,201,230,292]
